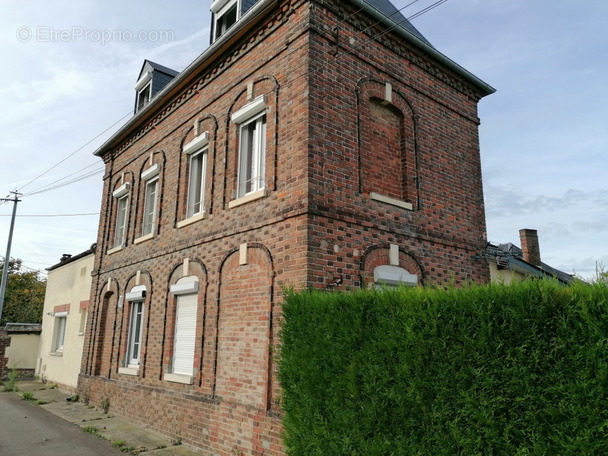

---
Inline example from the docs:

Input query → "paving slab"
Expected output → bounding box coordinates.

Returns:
[8,380,203,455]
[89,416,173,451]
[41,400,109,424]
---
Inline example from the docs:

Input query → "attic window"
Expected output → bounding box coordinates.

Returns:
[211,0,238,41]
[135,72,152,113]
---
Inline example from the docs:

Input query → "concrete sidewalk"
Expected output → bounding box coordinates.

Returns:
[9,380,202,455]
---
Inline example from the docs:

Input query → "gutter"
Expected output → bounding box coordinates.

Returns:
[350,0,496,96]
[93,0,279,157]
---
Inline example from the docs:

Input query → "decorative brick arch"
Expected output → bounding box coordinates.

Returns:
[119,271,153,378]
[176,114,219,220]
[106,171,134,250]
[212,243,275,454]
[223,76,280,206]
[214,243,274,409]
[360,244,424,288]
[132,150,167,241]
[356,79,419,209]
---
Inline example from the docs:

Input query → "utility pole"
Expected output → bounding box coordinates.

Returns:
[0,191,21,324]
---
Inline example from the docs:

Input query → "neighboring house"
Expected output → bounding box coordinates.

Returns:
[0,323,41,379]
[36,245,96,391]
[487,228,575,285]
[79,0,494,453]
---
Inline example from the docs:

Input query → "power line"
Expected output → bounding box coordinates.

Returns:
[22,168,104,197]
[356,0,422,38]
[340,0,449,56]
[22,161,102,196]
[0,212,99,218]
[17,111,130,193]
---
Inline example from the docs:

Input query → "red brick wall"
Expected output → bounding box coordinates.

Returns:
[80,0,491,454]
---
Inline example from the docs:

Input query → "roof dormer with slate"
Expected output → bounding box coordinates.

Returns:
[134,60,179,114]
[209,0,432,46]
[210,0,259,43]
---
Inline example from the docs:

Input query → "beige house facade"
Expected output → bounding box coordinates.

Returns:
[36,245,95,391]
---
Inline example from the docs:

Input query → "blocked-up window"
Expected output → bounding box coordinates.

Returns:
[53,313,67,352]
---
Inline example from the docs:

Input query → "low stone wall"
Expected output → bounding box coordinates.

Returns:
[0,329,10,379]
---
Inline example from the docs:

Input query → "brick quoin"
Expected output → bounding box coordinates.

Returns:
[79,0,493,454]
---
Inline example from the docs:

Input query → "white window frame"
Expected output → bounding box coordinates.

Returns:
[135,71,152,113]
[112,183,130,249]
[78,309,87,336]
[231,96,267,200]
[53,312,68,352]
[211,0,239,42]
[373,265,418,288]
[123,286,146,370]
[183,132,209,220]
[140,164,159,239]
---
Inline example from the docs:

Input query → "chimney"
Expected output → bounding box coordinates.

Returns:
[519,229,541,266]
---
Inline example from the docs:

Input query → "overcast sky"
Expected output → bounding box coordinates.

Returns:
[0,0,606,281]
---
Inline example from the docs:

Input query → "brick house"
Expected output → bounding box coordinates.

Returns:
[79,0,494,454]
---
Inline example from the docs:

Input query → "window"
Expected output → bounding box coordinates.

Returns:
[124,285,146,370]
[53,313,67,352]
[212,0,238,42]
[135,71,152,113]
[142,178,158,235]
[231,96,267,199]
[140,164,159,238]
[136,82,151,112]
[172,293,197,376]
[183,132,209,219]
[112,183,130,249]
[115,195,128,245]
[238,113,266,197]
[163,277,199,384]
[373,265,418,288]
[127,301,143,366]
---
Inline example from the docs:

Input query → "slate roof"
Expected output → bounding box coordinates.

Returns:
[137,60,179,81]
[363,0,432,46]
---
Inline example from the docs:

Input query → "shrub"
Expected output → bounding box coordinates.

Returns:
[2,367,18,392]
[279,280,608,455]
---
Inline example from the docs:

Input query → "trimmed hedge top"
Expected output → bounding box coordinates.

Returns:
[279,280,608,455]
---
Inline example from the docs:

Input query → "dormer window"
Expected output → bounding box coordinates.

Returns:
[135,72,152,113]
[211,0,239,42]
[133,60,179,115]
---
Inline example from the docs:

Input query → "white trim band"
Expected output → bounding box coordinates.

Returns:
[231,95,266,124]
[183,132,209,155]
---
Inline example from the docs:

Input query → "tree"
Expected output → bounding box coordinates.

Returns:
[0,258,46,326]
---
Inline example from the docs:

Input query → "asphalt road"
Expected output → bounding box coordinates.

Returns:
[0,391,124,456]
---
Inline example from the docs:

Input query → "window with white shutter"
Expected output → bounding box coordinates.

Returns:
[164,276,199,384]
[172,293,197,376]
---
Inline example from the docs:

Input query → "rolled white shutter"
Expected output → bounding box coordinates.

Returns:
[173,293,197,376]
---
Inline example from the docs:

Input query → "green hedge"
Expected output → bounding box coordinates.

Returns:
[279,280,608,455]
